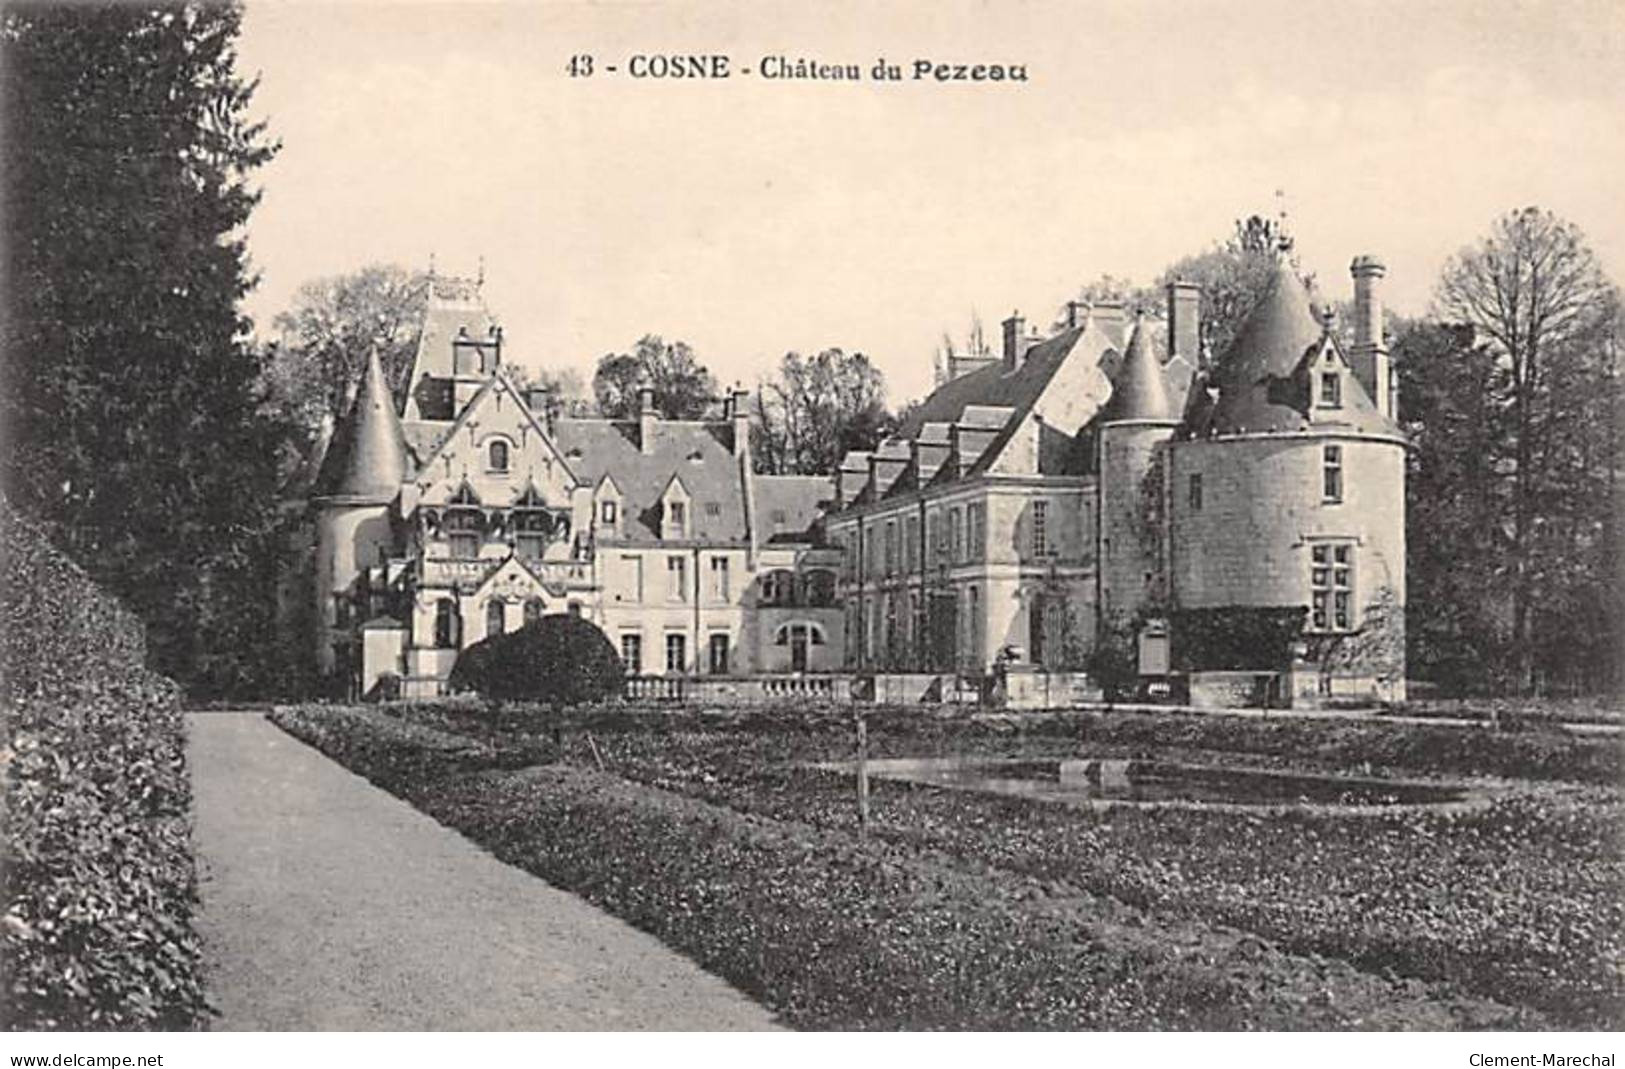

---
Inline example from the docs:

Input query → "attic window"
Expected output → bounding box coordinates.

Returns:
[705,502,722,518]
[488,439,510,472]
[667,501,686,537]
[687,450,704,462]
[770,509,787,525]
[566,447,584,460]
[600,500,618,525]
[1319,371,1342,408]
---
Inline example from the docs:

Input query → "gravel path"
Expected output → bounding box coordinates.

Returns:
[187,712,780,1031]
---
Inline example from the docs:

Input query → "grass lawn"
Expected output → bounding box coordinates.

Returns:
[269,701,1623,1030]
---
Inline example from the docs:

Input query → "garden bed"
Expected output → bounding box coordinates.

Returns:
[267,701,1625,1029]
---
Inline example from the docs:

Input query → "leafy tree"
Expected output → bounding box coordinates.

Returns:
[592,335,717,419]
[1151,213,1307,365]
[1433,207,1621,693]
[0,3,282,692]
[505,363,593,419]
[266,263,427,443]
[752,348,894,475]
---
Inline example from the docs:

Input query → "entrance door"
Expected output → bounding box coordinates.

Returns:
[790,627,809,672]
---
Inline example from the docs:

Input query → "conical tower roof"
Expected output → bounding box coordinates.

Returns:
[1203,257,1325,434]
[1102,314,1176,423]
[313,346,411,501]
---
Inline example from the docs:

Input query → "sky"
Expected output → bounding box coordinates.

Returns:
[236,0,1625,405]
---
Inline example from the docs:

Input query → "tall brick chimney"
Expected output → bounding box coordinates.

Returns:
[729,384,751,457]
[1002,311,1026,370]
[1349,255,1392,419]
[1167,281,1201,363]
[638,382,657,455]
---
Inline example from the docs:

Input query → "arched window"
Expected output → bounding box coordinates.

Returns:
[434,599,461,648]
[486,599,506,639]
[800,569,836,607]
[773,622,826,646]
[762,569,796,606]
[488,439,510,472]
[523,598,545,627]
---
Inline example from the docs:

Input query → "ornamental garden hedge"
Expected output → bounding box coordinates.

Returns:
[1,498,209,1030]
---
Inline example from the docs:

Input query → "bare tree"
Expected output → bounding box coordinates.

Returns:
[1435,207,1620,692]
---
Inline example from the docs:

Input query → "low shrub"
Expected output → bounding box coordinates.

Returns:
[1,499,208,1030]
[266,705,524,787]
[447,615,623,706]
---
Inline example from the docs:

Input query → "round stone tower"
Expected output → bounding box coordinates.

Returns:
[1168,256,1407,702]
[310,346,411,676]
[1098,314,1180,627]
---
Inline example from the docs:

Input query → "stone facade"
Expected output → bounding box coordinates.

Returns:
[825,252,1407,705]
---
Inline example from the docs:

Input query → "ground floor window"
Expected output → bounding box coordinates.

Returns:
[1310,543,1354,631]
[665,632,687,674]
[620,632,642,674]
[524,598,544,626]
[709,632,730,674]
[485,599,505,639]
[434,599,461,648]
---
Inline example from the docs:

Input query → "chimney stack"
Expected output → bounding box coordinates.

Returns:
[1065,300,1088,330]
[638,382,657,455]
[1089,301,1126,347]
[1349,255,1392,419]
[1003,311,1026,370]
[729,384,751,457]
[1167,281,1201,363]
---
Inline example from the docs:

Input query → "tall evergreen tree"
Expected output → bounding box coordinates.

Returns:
[1,3,282,692]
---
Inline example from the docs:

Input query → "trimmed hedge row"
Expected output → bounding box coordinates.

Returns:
[269,704,1533,1030]
[1,500,208,1030]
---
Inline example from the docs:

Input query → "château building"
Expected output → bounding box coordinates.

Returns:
[301,249,1407,707]
[301,274,843,698]
[822,253,1406,705]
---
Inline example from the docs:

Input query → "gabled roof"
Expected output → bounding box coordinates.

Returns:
[1101,315,1176,423]
[313,346,412,501]
[409,368,579,488]
[896,325,1086,442]
[551,418,748,543]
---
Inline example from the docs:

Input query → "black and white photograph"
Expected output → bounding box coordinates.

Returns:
[1,0,1622,1059]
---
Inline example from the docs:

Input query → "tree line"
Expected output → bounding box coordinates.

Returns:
[3,7,1618,697]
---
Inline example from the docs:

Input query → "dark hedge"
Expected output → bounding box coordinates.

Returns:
[447,614,624,706]
[1,499,209,1030]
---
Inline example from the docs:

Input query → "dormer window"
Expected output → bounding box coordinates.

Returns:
[601,500,618,525]
[1319,371,1342,408]
[667,501,686,537]
[488,439,510,472]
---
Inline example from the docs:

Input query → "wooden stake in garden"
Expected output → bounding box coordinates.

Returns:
[855,712,870,836]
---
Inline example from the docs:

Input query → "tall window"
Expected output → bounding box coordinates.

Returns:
[1320,371,1342,408]
[434,599,460,648]
[666,501,686,538]
[485,599,505,638]
[709,633,730,675]
[1323,444,1344,502]
[964,585,980,667]
[928,513,941,567]
[620,555,644,601]
[665,632,687,674]
[949,507,963,564]
[884,521,897,576]
[1310,543,1354,631]
[865,532,877,579]
[710,556,731,601]
[620,633,642,674]
[487,439,510,472]
[667,555,687,602]
[967,503,985,559]
[514,511,550,559]
[446,510,481,559]
[600,500,618,525]
[1188,474,1203,512]
[523,598,544,626]
[905,515,920,572]
[1031,500,1049,557]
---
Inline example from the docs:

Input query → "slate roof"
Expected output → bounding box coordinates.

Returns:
[403,277,498,420]
[1197,258,1397,437]
[754,474,834,543]
[313,347,412,500]
[551,418,749,543]
[896,326,1086,442]
[1101,316,1177,423]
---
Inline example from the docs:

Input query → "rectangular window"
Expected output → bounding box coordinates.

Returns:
[950,507,964,564]
[667,555,687,602]
[967,503,985,559]
[708,633,729,674]
[1310,543,1355,631]
[710,555,731,601]
[928,513,941,567]
[667,501,686,537]
[1320,371,1342,408]
[619,633,642,674]
[450,532,479,559]
[620,555,643,601]
[905,515,920,572]
[885,521,897,576]
[665,632,686,674]
[1032,500,1048,557]
[601,500,618,524]
[1323,444,1344,502]
[1188,474,1203,512]
[865,532,877,579]
[707,502,724,518]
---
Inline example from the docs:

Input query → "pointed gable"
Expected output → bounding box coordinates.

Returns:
[412,371,579,507]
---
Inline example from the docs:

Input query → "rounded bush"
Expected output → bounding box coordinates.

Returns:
[448,614,624,705]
